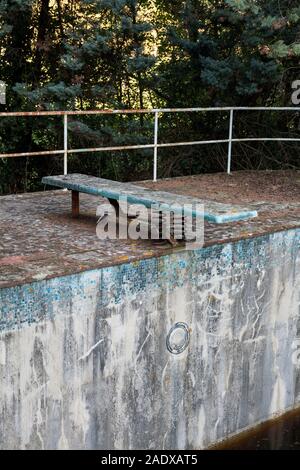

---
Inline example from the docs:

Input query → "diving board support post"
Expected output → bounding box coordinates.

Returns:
[64,114,68,176]
[227,109,234,175]
[153,111,159,182]
[72,190,79,218]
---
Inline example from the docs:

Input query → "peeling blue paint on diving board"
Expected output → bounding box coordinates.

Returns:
[42,173,258,223]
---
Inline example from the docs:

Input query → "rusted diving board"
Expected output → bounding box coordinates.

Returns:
[42,173,257,223]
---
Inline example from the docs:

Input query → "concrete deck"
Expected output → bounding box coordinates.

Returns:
[0,171,299,289]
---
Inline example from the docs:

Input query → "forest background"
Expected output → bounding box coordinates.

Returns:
[0,0,300,194]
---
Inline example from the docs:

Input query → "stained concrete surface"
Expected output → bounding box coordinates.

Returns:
[0,229,299,449]
[0,172,299,449]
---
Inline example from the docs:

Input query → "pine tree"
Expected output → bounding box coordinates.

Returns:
[1,0,300,192]
[155,0,300,106]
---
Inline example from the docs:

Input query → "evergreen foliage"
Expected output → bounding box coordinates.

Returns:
[0,0,300,193]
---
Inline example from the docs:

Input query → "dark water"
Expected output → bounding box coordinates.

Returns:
[214,409,300,450]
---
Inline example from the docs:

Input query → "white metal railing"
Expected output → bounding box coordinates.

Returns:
[0,107,300,181]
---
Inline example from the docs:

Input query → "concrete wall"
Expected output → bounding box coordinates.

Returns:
[0,229,299,450]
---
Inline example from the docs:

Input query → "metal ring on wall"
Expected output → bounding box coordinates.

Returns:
[166,322,190,355]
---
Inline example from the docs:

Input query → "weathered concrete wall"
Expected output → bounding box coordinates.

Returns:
[0,229,299,450]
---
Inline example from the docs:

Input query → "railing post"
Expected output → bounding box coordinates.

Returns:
[64,113,68,175]
[153,111,159,182]
[227,109,234,174]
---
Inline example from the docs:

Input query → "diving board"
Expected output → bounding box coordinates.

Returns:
[42,174,257,224]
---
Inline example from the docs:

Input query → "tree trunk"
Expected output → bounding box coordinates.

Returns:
[34,0,50,87]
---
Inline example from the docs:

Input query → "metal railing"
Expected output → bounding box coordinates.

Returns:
[0,107,300,181]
